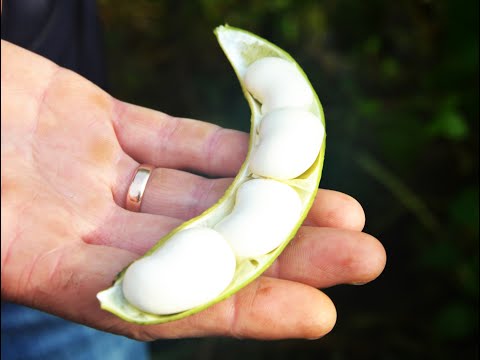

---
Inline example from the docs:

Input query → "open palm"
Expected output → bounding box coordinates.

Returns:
[1,40,386,340]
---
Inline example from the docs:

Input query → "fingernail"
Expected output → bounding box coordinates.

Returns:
[350,281,367,285]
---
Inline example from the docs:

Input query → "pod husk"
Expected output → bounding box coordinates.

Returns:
[96,25,326,324]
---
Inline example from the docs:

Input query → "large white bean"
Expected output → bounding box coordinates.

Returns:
[244,57,314,113]
[249,108,324,180]
[214,179,302,259]
[122,228,236,315]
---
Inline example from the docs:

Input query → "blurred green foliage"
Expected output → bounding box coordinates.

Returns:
[98,0,478,359]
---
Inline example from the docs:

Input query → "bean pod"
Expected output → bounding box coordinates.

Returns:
[97,25,326,324]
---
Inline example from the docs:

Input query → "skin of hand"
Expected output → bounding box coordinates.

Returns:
[1,39,386,341]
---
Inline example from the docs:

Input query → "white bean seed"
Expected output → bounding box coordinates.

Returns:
[249,108,324,180]
[214,179,302,259]
[244,57,314,113]
[122,228,236,315]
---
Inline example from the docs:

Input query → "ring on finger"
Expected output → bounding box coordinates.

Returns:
[125,164,155,212]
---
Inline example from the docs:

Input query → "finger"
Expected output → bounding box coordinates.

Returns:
[139,168,233,220]
[114,161,367,231]
[304,189,366,231]
[131,277,336,340]
[82,207,182,255]
[111,100,249,177]
[34,239,336,340]
[265,227,386,287]
[110,154,234,218]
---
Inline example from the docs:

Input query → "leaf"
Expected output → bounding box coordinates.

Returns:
[427,108,469,141]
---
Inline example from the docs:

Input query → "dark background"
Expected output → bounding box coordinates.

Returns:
[97,1,478,359]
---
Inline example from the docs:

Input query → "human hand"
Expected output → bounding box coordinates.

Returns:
[1,40,386,340]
